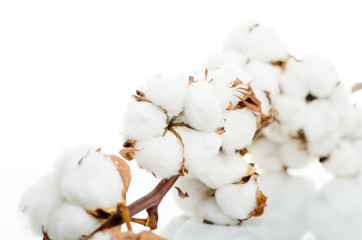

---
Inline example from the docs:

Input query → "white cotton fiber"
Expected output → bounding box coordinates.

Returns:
[121,101,167,141]
[302,99,339,141]
[197,153,249,189]
[47,203,100,240]
[244,60,280,99]
[303,55,339,98]
[279,139,311,169]
[173,177,213,214]
[60,151,124,210]
[274,95,307,134]
[249,137,284,172]
[196,198,239,225]
[223,20,259,52]
[215,181,257,220]
[134,131,183,178]
[307,130,340,156]
[202,52,248,71]
[322,140,361,177]
[262,122,290,143]
[278,58,309,99]
[144,72,189,118]
[19,173,64,235]
[241,25,288,62]
[222,109,257,153]
[183,81,223,131]
[176,127,222,176]
[208,62,251,109]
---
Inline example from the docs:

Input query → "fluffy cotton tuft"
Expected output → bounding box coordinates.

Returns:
[47,203,101,240]
[121,101,167,141]
[279,140,311,169]
[144,73,189,118]
[60,151,124,210]
[202,52,248,71]
[215,181,258,220]
[222,109,257,153]
[196,198,239,225]
[19,173,64,235]
[134,131,183,178]
[183,81,223,131]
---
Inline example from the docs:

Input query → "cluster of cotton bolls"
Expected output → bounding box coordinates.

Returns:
[19,148,130,240]
[203,20,362,177]
[121,61,269,225]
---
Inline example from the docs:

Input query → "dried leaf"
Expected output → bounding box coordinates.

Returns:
[215,127,225,134]
[270,60,286,70]
[110,155,132,200]
[175,187,189,199]
[230,77,243,87]
[248,189,267,217]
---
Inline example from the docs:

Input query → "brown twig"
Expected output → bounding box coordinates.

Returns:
[84,175,179,239]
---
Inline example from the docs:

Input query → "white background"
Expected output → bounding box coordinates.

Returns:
[1,0,362,239]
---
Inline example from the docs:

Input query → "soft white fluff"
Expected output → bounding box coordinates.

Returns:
[47,203,100,240]
[183,81,223,131]
[223,20,259,52]
[303,55,339,98]
[134,131,183,178]
[241,25,288,62]
[279,139,311,169]
[196,198,239,225]
[302,99,339,141]
[202,52,248,71]
[215,181,257,220]
[222,109,257,153]
[249,137,284,172]
[208,62,251,110]
[307,131,340,157]
[197,153,249,189]
[322,140,361,177]
[244,60,280,100]
[144,72,189,118]
[278,58,309,99]
[274,95,307,134]
[121,101,167,141]
[262,122,290,143]
[254,90,271,115]
[174,178,213,214]
[19,173,64,235]
[60,151,124,210]
[92,232,111,240]
[176,127,222,176]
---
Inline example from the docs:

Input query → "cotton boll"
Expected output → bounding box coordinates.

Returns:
[307,130,341,157]
[208,62,251,109]
[303,55,339,98]
[47,203,101,240]
[279,139,311,169]
[144,73,189,118]
[322,140,361,177]
[121,101,167,141]
[60,151,124,210]
[302,99,339,141]
[222,109,257,154]
[244,60,280,100]
[173,178,213,214]
[278,58,309,99]
[262,122,290,143]
[241,25,288,62]
[223,20,259,52]
[176,127,222,176]
[197,153,249,189]
[134,131,183,178]
[215,181,257,220]
[274,95,307,134]
[202,52,248,71]
[349,106,362,139]
[249,137,284,172]
[19,173,64,235]
[195,198,239,225]
[184,81,223,131]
